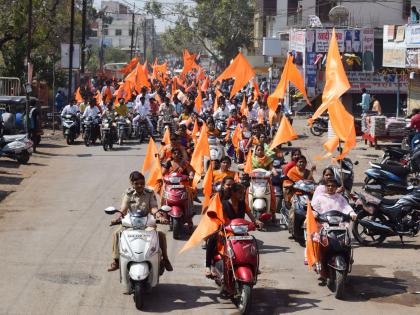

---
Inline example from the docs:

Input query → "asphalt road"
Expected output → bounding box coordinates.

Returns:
[0,119,419,315]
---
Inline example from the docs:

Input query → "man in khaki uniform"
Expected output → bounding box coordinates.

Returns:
[108,171,173,272]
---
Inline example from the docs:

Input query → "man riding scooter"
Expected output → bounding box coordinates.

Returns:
[108,171,173,272]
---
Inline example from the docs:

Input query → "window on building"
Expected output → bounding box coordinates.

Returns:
[403,0,412,18]
[115,29,122,36]
[103,29,108,36]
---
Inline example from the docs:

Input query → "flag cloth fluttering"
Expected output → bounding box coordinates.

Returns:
[179,194,224,254]
[269,116,298,150]
[267,54,310,112]
[305,201,320,269]
[309,29,356,160]
[215,52,256,98]
[142,138,159,174]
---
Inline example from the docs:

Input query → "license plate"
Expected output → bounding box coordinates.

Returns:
[229,236,253,241]
[169,185,184,189]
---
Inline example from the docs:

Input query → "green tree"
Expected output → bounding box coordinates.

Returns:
[145,0,254,65]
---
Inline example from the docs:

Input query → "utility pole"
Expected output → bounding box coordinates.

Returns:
[25,0,33,137]
[130,3,135,59]
[143,18,147,61]
[81,0,87,74]
[68,0,75,103]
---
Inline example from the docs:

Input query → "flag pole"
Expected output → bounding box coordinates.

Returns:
[338,139,344,188]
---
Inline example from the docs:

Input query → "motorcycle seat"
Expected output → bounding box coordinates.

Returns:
[372,163,410,177]
[384,147,410,158]
[380,197,398,206]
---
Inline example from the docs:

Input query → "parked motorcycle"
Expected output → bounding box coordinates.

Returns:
[247,169,273,223]
[104,207,165,310]
[101,118,117,151]
[207,215,259,315]
[352,189,420,246]
[161,172,193,239]
[288,180,316,244]
[363,160,418,196]
[0,134,33,164]
[310,116,329,136]
[62,114,80,145]
[83,116,100,147]
[313,210,353,299]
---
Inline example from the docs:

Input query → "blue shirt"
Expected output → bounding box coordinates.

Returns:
[361,93,370,112]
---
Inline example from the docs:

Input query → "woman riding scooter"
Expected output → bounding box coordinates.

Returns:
[205,183,263,277]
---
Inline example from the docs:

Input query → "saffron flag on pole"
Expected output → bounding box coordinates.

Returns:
[179,194,224,254]
[215,52,256,98]
[269,116,298,150]
[202,163,213,208]
[305,201,320,270]
[142,137,159,173]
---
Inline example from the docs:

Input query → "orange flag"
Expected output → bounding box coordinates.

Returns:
[202,163,213,208]
[201,76,209,92]
[329,100,356,160]
[179,194,224,254]
[161,127,171,147]
[267,54,310,112]
[269,116,298,150]
[215,52,256,98]
[195,91,202,113]
[231,124,242,148]
[118,57,139,74]
[213,89,221,112]
[146,158,163,193]
[268,109,276,127]
[190,124,210,189]
[134,64,151,92]
[315,136,339,160]
[181,49,199,76]
[252,79,261,97]
[244,149,253,174]
[310,28,350,122]
[305,201,320,269]
[240,95,247,116]
[142,61,149,77]
[191,120,199,144]
[75,88,84,103]
[142,137,159,173]
[171,77,178,98]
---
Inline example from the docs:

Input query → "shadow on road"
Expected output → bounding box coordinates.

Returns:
[0,175,23,185]
[251,288,320,314]
[345,264,420,307]
[140,283,218,312]
[258,243,291,255]
[38,143,67,149]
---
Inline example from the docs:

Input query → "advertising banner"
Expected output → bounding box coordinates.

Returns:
[362,28,374,72]
[406,24,420,46]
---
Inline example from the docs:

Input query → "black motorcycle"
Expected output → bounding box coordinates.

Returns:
[62,114,80,145]
[288,180,315,245]
[134,114,150,144]
[101,118,117,151]
[83,116,100,147]
[310,116,329,136]
[116,116,130,145]
[315,211,353,299]
[352,189,420,246]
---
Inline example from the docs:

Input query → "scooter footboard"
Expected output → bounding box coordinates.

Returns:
[234,265,255,284]
[129,262,150,281]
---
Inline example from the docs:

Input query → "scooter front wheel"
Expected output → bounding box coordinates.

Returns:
[235,283,252,315]
[133,281,144,310]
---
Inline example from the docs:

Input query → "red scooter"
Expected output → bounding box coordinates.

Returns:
[161,173,193,240]
[208,215,259,315]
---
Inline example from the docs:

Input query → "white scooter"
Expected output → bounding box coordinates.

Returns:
[104,207,165,310]
[247,168,273,222]
[206,135,225,170]
[0,134,33,164]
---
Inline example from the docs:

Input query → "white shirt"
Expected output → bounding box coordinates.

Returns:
[82,106,100,118]
[213,107,230,120]
[135,92,156,108]
[134,101,151,116]
[61,104,79,116]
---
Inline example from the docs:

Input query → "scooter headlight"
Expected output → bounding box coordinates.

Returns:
[145,231,159,258]
[231,224,249,235]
